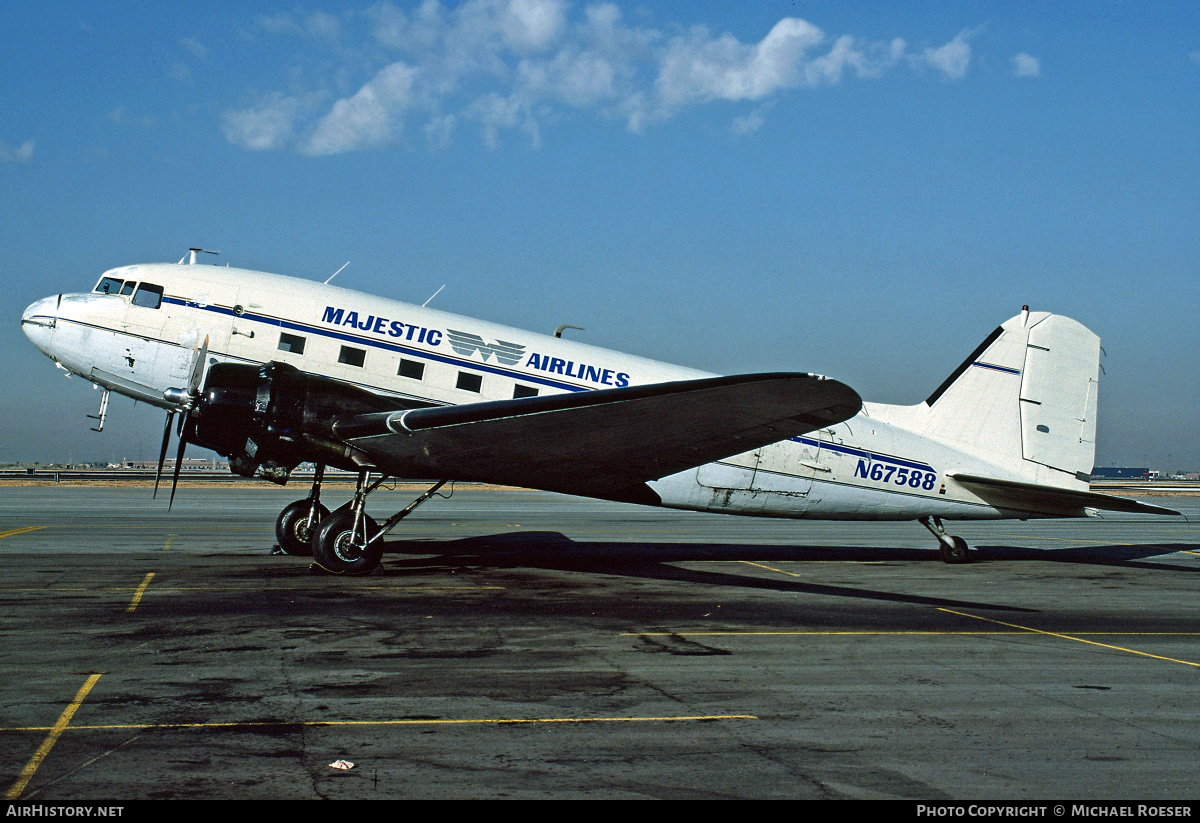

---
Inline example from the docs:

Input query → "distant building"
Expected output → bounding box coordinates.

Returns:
[1090,467,1150,480]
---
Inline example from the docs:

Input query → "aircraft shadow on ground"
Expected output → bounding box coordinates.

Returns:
[373,531,1067,613]
[368,530,1200,613]
[380,529,1200,572]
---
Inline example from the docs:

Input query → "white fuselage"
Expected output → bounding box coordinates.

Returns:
[22,261,1049,522]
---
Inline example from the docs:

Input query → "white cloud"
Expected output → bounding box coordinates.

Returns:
[0,138,34,164]
[731,107,766,136]
[303,62,420,155]
[222,93,302,151]
[1012,52,1040,78]
[655,18,825,109]
[498,0,566,52]
[915,30,973,79]
[225,4,996,153]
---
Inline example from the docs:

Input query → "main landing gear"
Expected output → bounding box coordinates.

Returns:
[275,464,329,557]
[919,516,971,564]
[273,466,448,575]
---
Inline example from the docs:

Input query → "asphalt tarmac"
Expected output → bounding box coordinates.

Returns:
[1,485,1197,800]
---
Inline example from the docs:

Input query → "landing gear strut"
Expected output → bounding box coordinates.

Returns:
[919,516,971,564]
[274,464,329,556]
[309,471,449,575]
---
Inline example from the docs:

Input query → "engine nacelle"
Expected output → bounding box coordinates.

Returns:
[188,362,413,482]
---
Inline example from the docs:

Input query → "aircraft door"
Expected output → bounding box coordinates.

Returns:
[746,437,818,515]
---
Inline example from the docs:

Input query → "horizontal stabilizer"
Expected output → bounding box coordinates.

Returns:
[949,473,1179,517]
[335,373,862,503]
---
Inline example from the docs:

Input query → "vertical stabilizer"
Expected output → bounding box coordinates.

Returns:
[886,310,1100,486]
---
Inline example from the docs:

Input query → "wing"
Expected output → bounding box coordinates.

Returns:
[949,473,1180,517]
[334,373,862,504]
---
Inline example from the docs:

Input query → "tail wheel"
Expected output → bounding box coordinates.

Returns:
[939,536,971,564]
[312,508,382,575]
[275,500,330,557]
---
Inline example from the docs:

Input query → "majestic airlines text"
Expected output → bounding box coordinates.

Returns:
[321,306,630,387]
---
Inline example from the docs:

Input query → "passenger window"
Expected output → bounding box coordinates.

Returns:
[513,385,538,399]
[456,372,482,393]
[279,332,306,354]
[132,283,163,309]
[398,359,424,380]
[339,346,365,367]
[96,277,124,295]
[119,281,136,296]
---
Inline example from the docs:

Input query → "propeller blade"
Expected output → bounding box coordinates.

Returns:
[187,335,209,395]
[165,337,208,509]
[168,416,190,510]
[153,410,175,499]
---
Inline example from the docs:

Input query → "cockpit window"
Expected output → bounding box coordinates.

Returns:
[119,281,135,296]
[132,283,163,309]
[96,277,124,295]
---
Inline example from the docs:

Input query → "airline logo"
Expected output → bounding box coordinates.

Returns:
[321,305,631,386]
[446,330,525,366]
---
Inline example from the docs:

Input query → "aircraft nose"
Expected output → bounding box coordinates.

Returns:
[21,295,59,348]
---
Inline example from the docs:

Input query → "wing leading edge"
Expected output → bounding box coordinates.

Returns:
[335,373,862,504]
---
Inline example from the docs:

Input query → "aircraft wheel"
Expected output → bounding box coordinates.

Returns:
[275,500,329,557]
[312,509,382,575]
[939,536,971,564]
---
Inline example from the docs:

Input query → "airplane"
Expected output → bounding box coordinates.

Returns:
[20,249,1178,575]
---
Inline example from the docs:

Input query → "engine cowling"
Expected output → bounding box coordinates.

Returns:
[187,361,418,482]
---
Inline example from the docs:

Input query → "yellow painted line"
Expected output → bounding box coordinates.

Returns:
[0,526,45,540]
[126,573,155,613]
[5,674,103,799]
[938,608,1200,668]
[161,534,173,551]
[740,560,803,577]
[1,714,755,733]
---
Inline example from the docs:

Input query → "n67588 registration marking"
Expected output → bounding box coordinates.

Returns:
[854,459,937,491]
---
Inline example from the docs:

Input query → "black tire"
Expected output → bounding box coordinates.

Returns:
[312,508,382,575]
[275,500,329,557]
[939,535,971,564]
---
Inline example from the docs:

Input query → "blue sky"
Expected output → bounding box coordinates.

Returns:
[2,1,1197,471]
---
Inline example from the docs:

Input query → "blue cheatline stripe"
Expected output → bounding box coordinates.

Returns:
[162,296,589,393]
[971,361,1021,375]
[789,436,933,472]
[55,315,442,406]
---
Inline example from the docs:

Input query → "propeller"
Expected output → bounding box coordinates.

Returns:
[155,336,209,507]
[151,410,175,498]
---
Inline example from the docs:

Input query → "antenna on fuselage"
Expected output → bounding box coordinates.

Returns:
[554,324,585,338]
[180,248,219,265]
[324,262,349,284]
[422,285,445,307]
